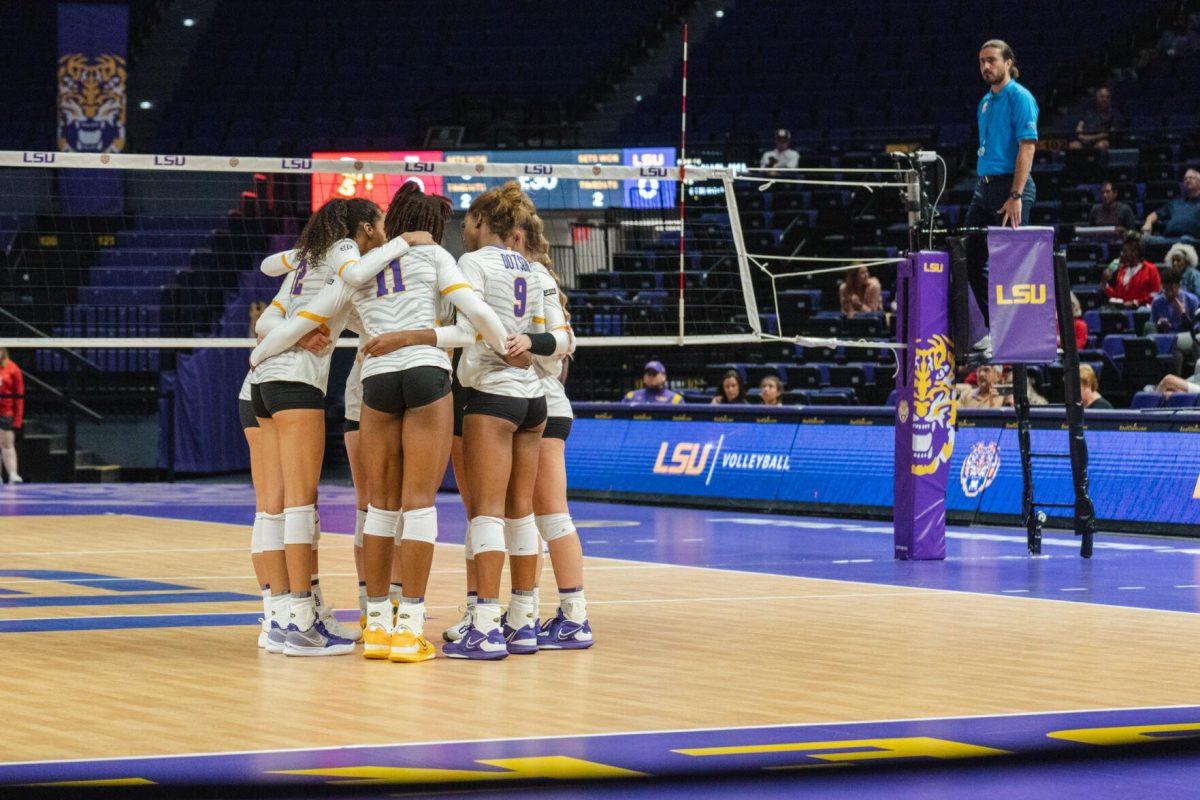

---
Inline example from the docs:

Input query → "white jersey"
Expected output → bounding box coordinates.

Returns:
[344,355,363,422]
[347,245,465,380]
[251,239,360,393]
[456,246,546,398]
[238,371,252,402]
[530,261,574,419]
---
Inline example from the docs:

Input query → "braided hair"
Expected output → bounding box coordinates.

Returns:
[384,182,452,243]
[295,197,381,266]
[519,212,569,320]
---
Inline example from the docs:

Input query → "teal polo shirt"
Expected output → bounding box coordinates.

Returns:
[976,80,1039,176]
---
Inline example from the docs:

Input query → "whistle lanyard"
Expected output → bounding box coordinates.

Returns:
[978,89,1002,159]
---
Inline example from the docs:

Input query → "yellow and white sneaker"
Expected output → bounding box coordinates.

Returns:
[388,629,436,662]
[362,599,393,659]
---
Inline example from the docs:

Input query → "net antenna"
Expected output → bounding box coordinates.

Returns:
[0,150,757,354]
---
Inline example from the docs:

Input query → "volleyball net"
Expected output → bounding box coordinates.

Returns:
[0,151,767,364]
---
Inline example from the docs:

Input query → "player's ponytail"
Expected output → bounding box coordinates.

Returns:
[385,182,452,244]
[296,197,380,265]
[468,180,535,242]
[520,212,569,320]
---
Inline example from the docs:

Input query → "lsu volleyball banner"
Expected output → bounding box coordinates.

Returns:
[892,251,953,560]
[56,2,128,213]
[987,226,1057,362]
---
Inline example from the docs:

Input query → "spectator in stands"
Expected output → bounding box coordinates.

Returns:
[1079,364,1112,410]
[1165,242,1200,297]
[759,375,784,406]
[711,370,747,404]
[965,39,1038,343]
[958,365,1007,409]
[1142,167,1200,244]
[760,129,799,172]
[0,347,24,484]
[1087,180,1138,231]
[1103,231,1161,308]
[1069,292,1089,351]
[622,360,682,404]
[1148,267,1199,361]
[839,265,883,318]
[1071,87,1123,150]
[1158,13,1200,58]
[1157,362,1200,397]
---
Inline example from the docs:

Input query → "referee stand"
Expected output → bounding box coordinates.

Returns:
[949,231,1097,558]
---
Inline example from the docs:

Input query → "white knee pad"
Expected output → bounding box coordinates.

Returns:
[261,512,285,552]
[250,512,267,555]
[364,505,400,540]
[401,506,438,545]
[283,505,317,546]
[535,512,576,543]
[504,514,540,557]
[354,508,366,548]
[469,516,506,556]
[463,521,474,561]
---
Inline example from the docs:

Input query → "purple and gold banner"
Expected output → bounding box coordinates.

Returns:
[893,251,954,560]
[987,226,1057,363]
[56,2,128,214]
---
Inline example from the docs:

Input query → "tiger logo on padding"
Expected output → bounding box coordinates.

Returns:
[57,53,127,153]
[910,334,957,476]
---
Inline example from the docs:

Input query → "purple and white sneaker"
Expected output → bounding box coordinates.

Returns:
[503,619,539,655]
[283,619,356,657]
[265,620,288,654]
[442,625,509,660]
[539,610,594,650]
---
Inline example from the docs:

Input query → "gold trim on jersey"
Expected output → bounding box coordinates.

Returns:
[533,316,546,324]
[281,252,294,271]
[270,300,286,314]
[440,282,471,296]
[299,310,330,324]
[337,259,358,278]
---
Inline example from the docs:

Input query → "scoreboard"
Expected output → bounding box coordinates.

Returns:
[310,147,676,212]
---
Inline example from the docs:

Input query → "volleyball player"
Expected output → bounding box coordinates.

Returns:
[441,183,571,660]
[252,184,507,662]
[251,197,422,656]
[511,214,593,649]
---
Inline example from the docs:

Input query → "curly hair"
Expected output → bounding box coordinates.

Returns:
[467,181,534,243]
[295,197,381,267]
[384,182,452,243]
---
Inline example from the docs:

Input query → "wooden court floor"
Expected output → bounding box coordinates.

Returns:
[3,514,1200,764]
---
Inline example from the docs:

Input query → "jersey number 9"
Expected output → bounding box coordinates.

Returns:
[513,276,527,317]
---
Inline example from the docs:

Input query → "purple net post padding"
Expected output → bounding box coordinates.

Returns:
[894,250,952,561]
[987,226,1058,363]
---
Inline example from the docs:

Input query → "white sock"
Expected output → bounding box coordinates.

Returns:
[311,581,327,616]
[508,592,537,630]
[532,587,541,618]
[357,583,368,614]
[366,598,393,631]
[474,602,502,634]
[394,600,425,635]
[562,589,588,623]
[269,593,291,628]
[260,589,271,631]
[289,594,316,630]
[388,583,403,605]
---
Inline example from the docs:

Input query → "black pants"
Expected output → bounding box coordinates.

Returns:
[964,174,1036,328]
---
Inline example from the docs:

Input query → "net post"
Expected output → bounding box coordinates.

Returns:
[65,358,78,483]
[904,167,923,254]
[722,176,761,338]
[677,22,688,345]
[1053,250,1097,557]
[1012,364,1040,554]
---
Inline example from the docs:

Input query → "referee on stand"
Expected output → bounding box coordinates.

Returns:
[965,39,1039,341]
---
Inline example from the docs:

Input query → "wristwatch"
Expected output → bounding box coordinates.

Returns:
[1009,191,1021,200]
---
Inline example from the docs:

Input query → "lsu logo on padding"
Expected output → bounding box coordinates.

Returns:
[995,283,1047,305]
[960,440,1001,497]
[653,442,712,475]
[281,158,312,170]
[57,53,127,153]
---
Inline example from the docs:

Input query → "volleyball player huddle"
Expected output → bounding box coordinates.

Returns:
[237,181,592,661]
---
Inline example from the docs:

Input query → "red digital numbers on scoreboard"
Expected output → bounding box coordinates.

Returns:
[310,151,445,212]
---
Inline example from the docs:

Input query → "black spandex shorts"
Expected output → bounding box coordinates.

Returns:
[452,378,469,437]
[462,389,548,431]
[238,399,258,430]
[343,418,360,434]
[0,415,12,432]
[543,415,573,441]
[362,366,451,415]
[251,381,325,418]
